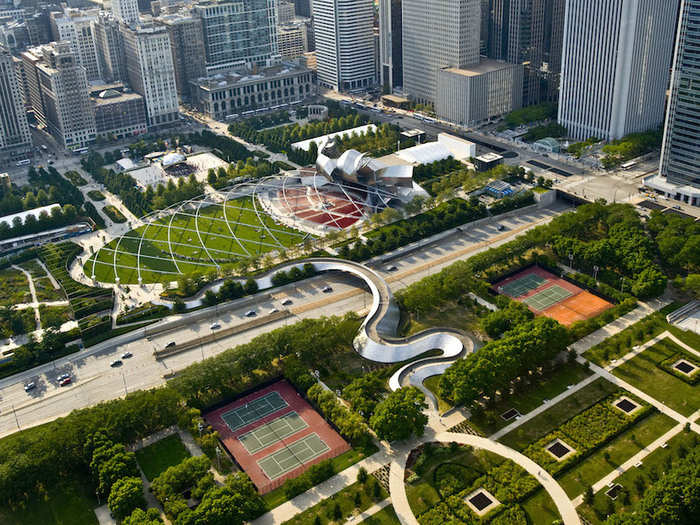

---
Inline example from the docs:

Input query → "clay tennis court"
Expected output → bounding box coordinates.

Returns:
[493,266,613,326]
[204,380,350,493]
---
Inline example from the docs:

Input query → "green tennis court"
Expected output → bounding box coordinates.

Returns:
[523,285,573,311]
[238,411,308,454]
[257,433,330,480]
[222,392,288,432]
[498,273,548,298]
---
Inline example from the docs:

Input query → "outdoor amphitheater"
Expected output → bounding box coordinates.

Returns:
[85,174,396,285]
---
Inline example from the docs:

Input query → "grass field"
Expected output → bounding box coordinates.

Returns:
[361,506,400,525]
[102,204,126,223]
[556,411,676,498]
[0,478,98,525]
[576,430,698,523]
[85,196,308,284]
[282,480,388,525]
[0,268,31,306]
[39,305,73,329]
[499,378,618,451]
[467,361,593,436]
[87,190,105,201]
[134,433,191,481]
[612,339,700,416]
[19,259,47,278]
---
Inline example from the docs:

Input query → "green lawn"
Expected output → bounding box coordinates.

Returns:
[102,204,127,223]
[0,477,98,525]
[468,361,593,436]
[0,268,31,306]
[520,488,560,525]
[612,339,699,416]
[360,505,400,525]
[282,481,388,525]
[134,433,191,481]
[87,190,105,201]
[556,411,676,498]
[86,196,309,284]
[499,378,618,451]
[576,429,698,524]
[64,170,88,186]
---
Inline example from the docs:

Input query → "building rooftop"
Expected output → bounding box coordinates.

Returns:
[193,60,310,88]
[443,59,517,77]
[476,152,504,162]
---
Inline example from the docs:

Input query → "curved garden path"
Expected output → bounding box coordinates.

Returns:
[389,432,581,525]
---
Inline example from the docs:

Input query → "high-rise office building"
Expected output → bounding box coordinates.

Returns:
[122,22,179,128]
[0,45,31,164]
[486,0,565,105]
[312,0,376,91]
[659,0,700,196]
[379,0,402,91]
[22,42,96,150]
[277,20,310,59]
[112,0,140,26]
[558,0,677,141]
[193,0,278,75]
[278,0,296,23]
[93,12,127,82]
[293,0,311,18]
[157,13,206,100]
[50,7,102,81]
[402,0,481,104]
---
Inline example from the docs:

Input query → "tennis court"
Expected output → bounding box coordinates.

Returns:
[238,411,308,454]
[221,391,288,432]
[257,433,330,480]
[523,285,573,311]
[499,273,547,297]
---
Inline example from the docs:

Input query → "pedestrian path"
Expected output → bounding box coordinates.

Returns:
[571,422,686,507]
[346,498,391,524]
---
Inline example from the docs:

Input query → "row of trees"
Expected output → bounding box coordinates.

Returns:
[647,211,700,275]
[439,318,569,405]
[601,128,663,169]
[333,123,409,157]
[206,159,275,189]
[0,203,79,241]
[339,198,487,262]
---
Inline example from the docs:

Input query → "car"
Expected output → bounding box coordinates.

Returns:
[165,341,177,348]
[121,351,133,359]
[210,322,221,330]
[110,360,122,367]
[386,265,398,272]
[57,373,70,382]
[269,308,279,314]
[281,298,293,306]
[322,286,333,293]
[245,310,257,317]
[496,224,505,231]
[24,382,36,392]
[59,377,72,386]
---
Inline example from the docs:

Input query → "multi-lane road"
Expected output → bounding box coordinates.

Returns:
[0,203,567,438]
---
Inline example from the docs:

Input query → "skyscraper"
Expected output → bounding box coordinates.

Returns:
[112,0,140,26]
[485,0,565,105]
[50,7,102,81]
[193,0,278,75]
[293,0,311,18]
[558,0,677,141]
[93,12,127,82]
[122,22,179,128]
[660,0,700,193]
[312,0,376,91]
[379,0,402,91]
[157,13,207,101]
[402,0,481,104]
[23,42,96,150]
[0,45,31,164]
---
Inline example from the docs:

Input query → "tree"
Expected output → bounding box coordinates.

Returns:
[123,508,163,525]
[369,387,428,442]
[108,476,146,520]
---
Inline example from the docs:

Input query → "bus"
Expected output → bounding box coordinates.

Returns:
[72,147,89,156]
[15,159,30,166]
[621,160,637,170]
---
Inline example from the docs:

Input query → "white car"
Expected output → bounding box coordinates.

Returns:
[24,382,36,392]
[281,298,293,306]
[245,310,257,317]
[269,308,279,314]
[322,286,333,293]
[110,360,122,367]
[121,352,133,359]
[210,322,221,330]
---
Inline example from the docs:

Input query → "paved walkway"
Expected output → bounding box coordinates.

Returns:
[345,498,391,524]
[13,265,40,332]
[570,422,686,507]
[252,445,395,525]
[389,432,581,525]
[489,373,599,441]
